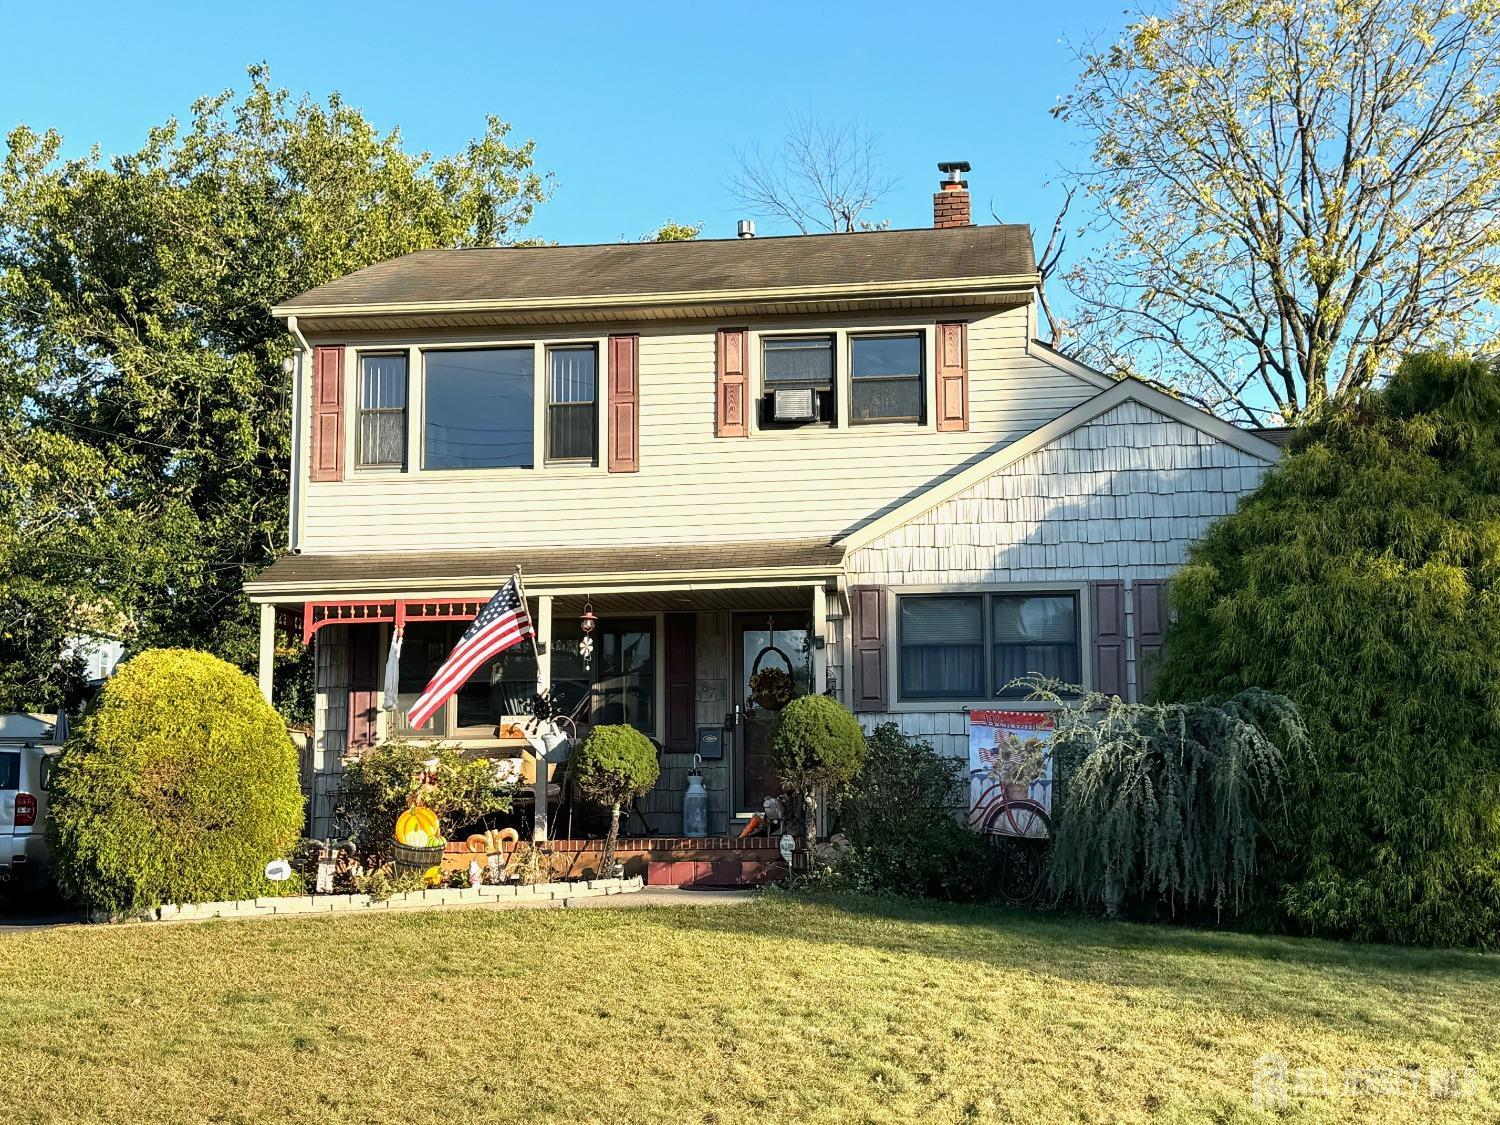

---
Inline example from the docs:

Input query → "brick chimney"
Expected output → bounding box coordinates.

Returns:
[934,161,972,228]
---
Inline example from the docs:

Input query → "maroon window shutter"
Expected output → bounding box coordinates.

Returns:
[1090,581,1126,699]
[664,613,696,753]
[608,334,640,472]
[347,628,381,751]
[935,321,968,432]
[1132,580,1167,702]
[310,345,344,482]
[849,585,888,712]
[715,328,749,437]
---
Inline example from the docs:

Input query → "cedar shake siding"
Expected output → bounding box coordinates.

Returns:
[845,398,1278,759]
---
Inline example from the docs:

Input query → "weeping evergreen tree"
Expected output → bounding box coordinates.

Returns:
[1155,352,1500,947]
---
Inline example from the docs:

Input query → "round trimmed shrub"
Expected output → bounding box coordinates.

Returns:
[570,725,659,875]
[48,648,304,916]
[772,695,867,853]
[770,694,867,793]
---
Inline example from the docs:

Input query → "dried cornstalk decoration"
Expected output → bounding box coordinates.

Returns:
[1057,0,1500,422]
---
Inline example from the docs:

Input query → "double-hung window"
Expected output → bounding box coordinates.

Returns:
[898,591,1081,701]
[423,347,535,470]
[851,333,924,424]
[546,345,597,463]
[761,335,834,426]
[357,353,408,468]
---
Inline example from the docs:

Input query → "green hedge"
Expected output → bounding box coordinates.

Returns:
[48,648,304,916]
[1155,352,1500,946]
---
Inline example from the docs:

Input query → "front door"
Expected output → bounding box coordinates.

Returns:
[733,615,813,816]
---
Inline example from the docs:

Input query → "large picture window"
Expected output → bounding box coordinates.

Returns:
[357,353,407,468]
[851,333,924,424]
[423,347,534,469]
[898,591,1081,701]
[547,345,597,463]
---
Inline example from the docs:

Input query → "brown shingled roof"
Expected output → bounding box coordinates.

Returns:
[275,225,1036,312]
[246,540,845,594]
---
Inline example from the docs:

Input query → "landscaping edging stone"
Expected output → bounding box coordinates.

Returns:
[152,876,644,922]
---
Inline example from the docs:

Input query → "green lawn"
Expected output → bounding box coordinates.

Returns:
[1,894,1496,1124]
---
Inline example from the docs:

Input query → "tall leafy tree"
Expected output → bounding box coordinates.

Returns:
[0,66,550,711]
[1058,0,1500,422]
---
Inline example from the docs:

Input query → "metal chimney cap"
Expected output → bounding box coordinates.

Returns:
[737,219,756,239]
[938,161,972,177]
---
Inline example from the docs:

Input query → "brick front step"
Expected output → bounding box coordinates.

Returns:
[644,858,787,888]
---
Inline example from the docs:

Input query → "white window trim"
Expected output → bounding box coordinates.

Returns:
[746,319,938,437]
[341,333,610,480]
[883,581,1092,713]
[349,349,411,474]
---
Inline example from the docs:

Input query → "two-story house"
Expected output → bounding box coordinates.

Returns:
[247,166,1283,863]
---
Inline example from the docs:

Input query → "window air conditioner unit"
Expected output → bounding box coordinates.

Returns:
[773,387,816,422]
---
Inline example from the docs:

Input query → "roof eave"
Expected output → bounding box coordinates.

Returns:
[271,274,1041,321]
[245,562,842,602]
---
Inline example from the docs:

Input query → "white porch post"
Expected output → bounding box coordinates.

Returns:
[533,594,553,843]
[812,584,829,696]
[257,603,276,705]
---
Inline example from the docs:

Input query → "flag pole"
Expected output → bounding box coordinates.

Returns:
[514,564,540,660]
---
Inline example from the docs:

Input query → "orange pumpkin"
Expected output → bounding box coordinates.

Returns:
[395,806,440,845]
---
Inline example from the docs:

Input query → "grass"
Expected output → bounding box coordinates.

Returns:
[1,893,1497,1124]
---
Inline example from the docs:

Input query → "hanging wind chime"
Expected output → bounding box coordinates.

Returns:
[578,597,597,671]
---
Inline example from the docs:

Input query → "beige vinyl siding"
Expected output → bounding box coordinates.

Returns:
[847,399,1277,738]
[298,305,1101,552]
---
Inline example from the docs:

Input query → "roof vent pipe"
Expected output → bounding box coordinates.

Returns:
[737,220,756,239]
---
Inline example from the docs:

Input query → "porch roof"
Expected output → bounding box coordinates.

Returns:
[246,538,845,600]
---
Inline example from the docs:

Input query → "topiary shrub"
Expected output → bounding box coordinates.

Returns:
[837,723,1001,902]
[569,725,659,877]
[771,695,867,858]
[1155,352,1500,946]
[47,648,304,917]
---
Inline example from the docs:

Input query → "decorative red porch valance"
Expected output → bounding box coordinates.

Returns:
[301,599,489,643]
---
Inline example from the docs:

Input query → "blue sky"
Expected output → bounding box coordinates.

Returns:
[1,0,1127,247]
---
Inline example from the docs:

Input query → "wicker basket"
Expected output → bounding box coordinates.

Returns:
[393,842,445,873]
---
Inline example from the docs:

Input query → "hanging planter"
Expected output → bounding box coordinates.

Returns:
[749,666,795,713]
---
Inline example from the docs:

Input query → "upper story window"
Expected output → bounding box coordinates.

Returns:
[851,333,924,424]
[898,591,1081,701]
[423,347,534,470]
[761,335,834,427]
[357,353,407,468]
[547,345,597,463]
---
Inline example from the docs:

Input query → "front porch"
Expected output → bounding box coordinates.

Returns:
[246,540,849,863]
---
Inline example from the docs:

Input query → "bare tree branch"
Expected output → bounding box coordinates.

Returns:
[728,108,897,233]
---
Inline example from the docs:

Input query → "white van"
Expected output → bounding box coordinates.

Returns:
[0,714,59,888]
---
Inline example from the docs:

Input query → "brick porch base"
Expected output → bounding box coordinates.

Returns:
[552,837,787,887]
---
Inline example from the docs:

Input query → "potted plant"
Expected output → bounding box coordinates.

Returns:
[568,725,660,879]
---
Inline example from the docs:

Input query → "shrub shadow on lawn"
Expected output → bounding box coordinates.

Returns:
[649,891,1500,1033]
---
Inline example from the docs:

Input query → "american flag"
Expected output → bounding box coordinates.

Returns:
[406,575,535,730]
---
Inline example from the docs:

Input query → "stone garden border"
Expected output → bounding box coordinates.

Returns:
[151,876,644,923]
